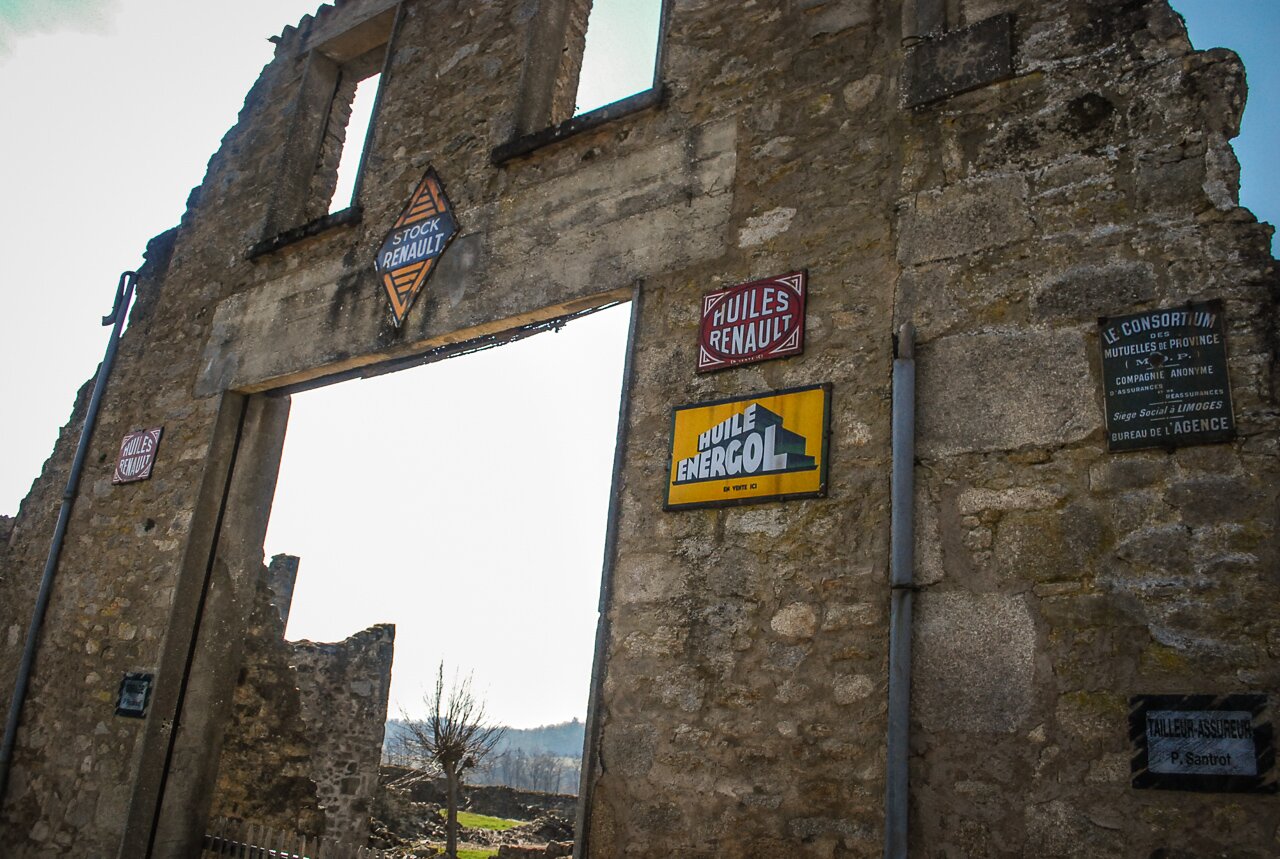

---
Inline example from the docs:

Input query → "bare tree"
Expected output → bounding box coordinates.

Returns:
[400,663,505,858]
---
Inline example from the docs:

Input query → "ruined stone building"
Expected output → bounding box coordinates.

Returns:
[209,555,394,845]
[0,0,1276,857]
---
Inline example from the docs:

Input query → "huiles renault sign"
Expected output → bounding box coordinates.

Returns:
[697,272,807,372]
[665,385,830,509]
[112,427,163,485]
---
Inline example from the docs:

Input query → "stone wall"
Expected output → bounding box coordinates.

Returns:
[209,557,323,837]
[291,624,395,841]
[210,554,394,844]
[0,1,1275,857]
[896,4,1279,854]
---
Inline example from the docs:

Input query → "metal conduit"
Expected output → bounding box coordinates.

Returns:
[0,271,138,807]
[885,322,916,859]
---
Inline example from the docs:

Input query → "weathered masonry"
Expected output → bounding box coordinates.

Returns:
[1,0,1277,856]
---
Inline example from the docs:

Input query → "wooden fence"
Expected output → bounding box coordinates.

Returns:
[201,817,398,859]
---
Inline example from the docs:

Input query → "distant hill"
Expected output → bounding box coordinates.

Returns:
[495,719,585,757]
[384,717,585,760]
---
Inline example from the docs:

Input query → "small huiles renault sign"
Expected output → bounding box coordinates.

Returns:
[666,385,830,510]
[112,427,162,485]
[374,167,459,327]
[697,272,806,372]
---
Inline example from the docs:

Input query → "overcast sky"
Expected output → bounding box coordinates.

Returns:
[0,1,1274,727]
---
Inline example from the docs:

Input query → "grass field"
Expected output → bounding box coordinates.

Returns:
[436,810,523,831]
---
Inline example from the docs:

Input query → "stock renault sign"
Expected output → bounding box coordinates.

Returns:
[666,385,830,510]
[374,167,459,327]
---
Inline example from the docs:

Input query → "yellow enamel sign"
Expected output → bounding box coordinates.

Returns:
[666,384,830,510]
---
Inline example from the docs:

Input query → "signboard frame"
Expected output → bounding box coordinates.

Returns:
[664,383,831,511]
[696,271,808,373]
[373,166,460,327]
[116,672,154,719]
[1098,300,1235,453]
[1129,693,1275,794]
[112,427,163,485]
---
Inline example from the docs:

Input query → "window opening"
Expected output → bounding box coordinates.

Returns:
[329,72,381,214]
[574,0,664,116]
[261,7,395,243]
[302,46,383,222]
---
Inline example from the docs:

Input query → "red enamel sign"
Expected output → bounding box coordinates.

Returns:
[698,271,807,372]
[113,427,163,484]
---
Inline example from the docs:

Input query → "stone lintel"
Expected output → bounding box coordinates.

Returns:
[903,13,1015,108]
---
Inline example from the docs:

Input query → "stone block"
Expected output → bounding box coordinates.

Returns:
[1136,152,1208,214]
[917,329,1100,456]
[737,206,797,248]
[496,846,544,858]
[1087,456,1170,493]
[994,502,1105,584]
[1029,261,1158,323]
[770,603,818,639]
[832,674,874,704]
[914,592,1036,732]
[842,74,882,112]
[602,724,658,779]
[613,553,688,605]
[897,176,1033,265]
[801,0,876,37]
[1112,523,1193,574]
[902,14,1015,108]
[915,495,945,586]
[1164,476,1263,526]
[1024,798,1123,856]
[956,486,1060,515]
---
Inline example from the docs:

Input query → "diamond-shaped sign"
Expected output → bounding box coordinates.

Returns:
[374,167,459,327]
[112,427,163,484]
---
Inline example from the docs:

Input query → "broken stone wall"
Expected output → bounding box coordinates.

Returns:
[291,624,395,841]
[209,557,323,837]
[210,554,394,844]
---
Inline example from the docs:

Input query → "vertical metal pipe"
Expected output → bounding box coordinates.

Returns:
[0,271,138,807]
[885,322,915,859]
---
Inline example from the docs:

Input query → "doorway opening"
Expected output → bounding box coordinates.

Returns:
[210,301,633,855]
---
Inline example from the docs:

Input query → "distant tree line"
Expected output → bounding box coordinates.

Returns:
[471,748,580,795]
[384,717,585,795]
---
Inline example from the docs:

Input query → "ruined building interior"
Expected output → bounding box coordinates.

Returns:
[0,0,1277,857]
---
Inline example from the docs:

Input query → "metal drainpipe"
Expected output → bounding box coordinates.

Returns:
[884,322,916,859]
[0,271,138,807]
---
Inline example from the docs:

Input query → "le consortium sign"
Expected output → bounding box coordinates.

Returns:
[666,385,830,510]
[1099,300,1234,452]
